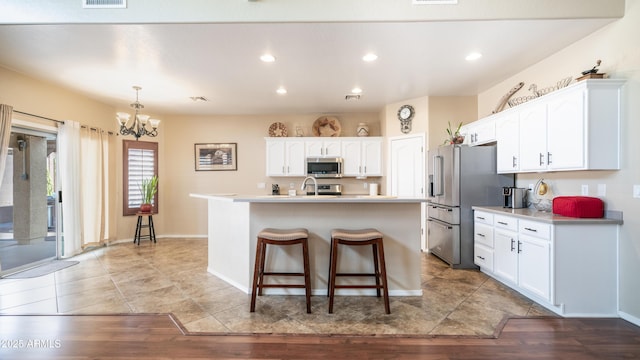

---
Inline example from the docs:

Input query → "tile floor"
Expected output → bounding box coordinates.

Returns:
[0,238,555,336]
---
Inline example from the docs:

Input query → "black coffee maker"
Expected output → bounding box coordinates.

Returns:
[503,187,527,208]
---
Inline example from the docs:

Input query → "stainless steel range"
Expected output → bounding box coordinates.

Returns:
[427,145,513,269]
[305,183,342,196]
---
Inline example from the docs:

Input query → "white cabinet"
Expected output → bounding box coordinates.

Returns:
[493,79,624,174]
[492,215,519,285]
[463,117,496,146]
[473,208,619,316]
[475,211,551,303]
[473,211,494,271]
[516,220,551,301]
[265,139,305,176]
[342,138,383,177]
[495,112,520,173]
[305,139,341,157]
[546,85,586,170]
[266,137,383,178]
[518,102,548,172]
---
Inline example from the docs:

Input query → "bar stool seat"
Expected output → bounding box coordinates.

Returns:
[133,212,156,246]
[328,228,390,314]
[250,228,312,313]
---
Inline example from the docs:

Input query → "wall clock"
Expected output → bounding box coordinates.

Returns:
[397,105,414,134]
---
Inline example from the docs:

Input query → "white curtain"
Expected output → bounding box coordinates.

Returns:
[59,121,116,257]
[79,127,115,245]
[0,104,13,187]
[58,120,82,257]
[59,121,115,257]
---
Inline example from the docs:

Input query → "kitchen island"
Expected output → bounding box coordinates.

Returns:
[190,194,427,296]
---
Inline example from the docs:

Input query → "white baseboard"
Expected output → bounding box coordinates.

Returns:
[109,234,207,245]
[619,310,640,327]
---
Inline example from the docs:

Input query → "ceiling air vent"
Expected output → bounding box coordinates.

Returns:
[345,94,361,101]
[83,0,127,9]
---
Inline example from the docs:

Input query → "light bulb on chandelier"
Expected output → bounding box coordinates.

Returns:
[117,86,160,140]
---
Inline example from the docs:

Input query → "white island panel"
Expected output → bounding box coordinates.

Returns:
[192,194,425,296]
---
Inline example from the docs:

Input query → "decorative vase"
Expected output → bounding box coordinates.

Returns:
[356,123,369,137]
[140,203,152,213]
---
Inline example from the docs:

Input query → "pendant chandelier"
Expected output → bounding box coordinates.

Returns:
[116,86,160,140]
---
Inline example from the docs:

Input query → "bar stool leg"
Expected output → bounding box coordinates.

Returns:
[328,238,339,314]
[149,215,156,243]
[372,243,381,297]
[377,240,391,314]
[302,238,312,313]
[250,238,264,312]
[134,215,143,245]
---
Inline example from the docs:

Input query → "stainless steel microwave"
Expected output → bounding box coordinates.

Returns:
[306,157,343,178]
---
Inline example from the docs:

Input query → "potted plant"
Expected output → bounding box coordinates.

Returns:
[445,121,465,145]
[139,175,158,213]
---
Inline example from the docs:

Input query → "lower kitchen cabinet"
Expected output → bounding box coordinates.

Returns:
[473,207,620,317]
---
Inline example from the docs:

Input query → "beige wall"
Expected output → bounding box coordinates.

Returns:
[427,97,478,151]
[476,0,640,321]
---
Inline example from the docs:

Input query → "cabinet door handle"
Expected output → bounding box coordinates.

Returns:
[511,239,515,251]
[497,221,507,225]
[364,166,367,174]
[539,153,544,166]
[524,227,538,233]
[476,255,485,260]
[282,166,285,173]
[476,216,485,220]
[512,156,517,168]
[547,152,553,165]
[517,241,522,253]
[477,233,485,237]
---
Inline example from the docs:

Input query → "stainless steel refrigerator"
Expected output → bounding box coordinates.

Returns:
[427,144,513,268]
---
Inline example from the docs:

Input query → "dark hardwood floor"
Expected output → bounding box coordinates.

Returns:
[1,314,639,359]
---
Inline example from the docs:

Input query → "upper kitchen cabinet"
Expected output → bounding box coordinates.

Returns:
[462,116,496,146]
[305,139,341,157]
[495,79,624,174]
[495,112,520,173]
[265,138,306,176]
[341,137,383,177]
[518,101,548,172]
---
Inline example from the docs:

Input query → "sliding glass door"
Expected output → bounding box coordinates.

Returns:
[0,128,58,275]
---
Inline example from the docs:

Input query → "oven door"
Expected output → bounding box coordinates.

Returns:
[427,217,460,265]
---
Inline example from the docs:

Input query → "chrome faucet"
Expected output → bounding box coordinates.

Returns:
[301,176,318,196]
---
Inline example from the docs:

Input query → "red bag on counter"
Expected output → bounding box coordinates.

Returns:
[552,196,604,218]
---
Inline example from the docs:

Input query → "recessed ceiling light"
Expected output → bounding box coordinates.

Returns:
[465,52,482,61]
[351,87,363,94]
[276,87,287,95]
[362,53,378,62]
[260,54,276,62]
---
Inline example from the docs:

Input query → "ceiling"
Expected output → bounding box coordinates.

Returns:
[0,2,622,116]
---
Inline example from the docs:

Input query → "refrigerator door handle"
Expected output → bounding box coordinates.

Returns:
[432,155,444,196]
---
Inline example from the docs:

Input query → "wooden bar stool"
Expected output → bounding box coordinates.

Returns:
[133,212,156,246]
[250,228,312,313]
[328,228,390,314]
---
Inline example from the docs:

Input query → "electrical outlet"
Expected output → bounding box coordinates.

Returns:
[363,182,368,189]
[597,184,606,197]
[528,183,534,191]
[257,182,266,189]
[581,185,589,196]
[634,185,640,198]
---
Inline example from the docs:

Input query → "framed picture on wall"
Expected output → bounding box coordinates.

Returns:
[194,143,237,171]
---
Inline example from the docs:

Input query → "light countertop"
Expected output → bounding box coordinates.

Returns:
[190,193,427,203]
[472,206,623,225]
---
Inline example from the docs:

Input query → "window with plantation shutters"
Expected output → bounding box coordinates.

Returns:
[123,140,158,215]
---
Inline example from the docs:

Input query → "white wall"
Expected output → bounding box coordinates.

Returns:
[477,0,640,322]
